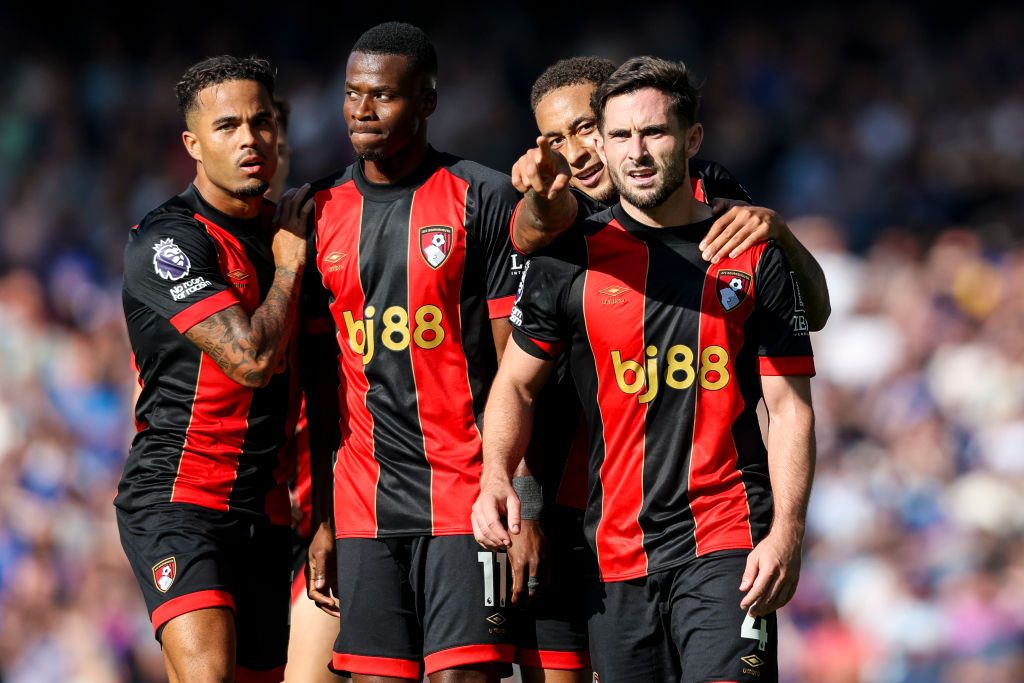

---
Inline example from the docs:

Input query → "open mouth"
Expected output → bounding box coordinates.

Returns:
[575,163,604,188]
[626,167,657,185]
[239,157,266,174]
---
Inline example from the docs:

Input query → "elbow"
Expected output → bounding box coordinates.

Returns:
[232,363,274,389]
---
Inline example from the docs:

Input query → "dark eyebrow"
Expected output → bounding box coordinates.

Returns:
[606,128,630,137]
[640,124,668,135]
[211,115,240,128]
[569,115,596,130]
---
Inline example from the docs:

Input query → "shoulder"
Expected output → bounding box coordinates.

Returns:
[441,155,518,201]
[125,197,216,270]
[310,165,357,198]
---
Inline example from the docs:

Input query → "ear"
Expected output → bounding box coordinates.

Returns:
[421,88,438,119]
[182,130,202,163]
[594,134,607,165]
[685,122,704,160]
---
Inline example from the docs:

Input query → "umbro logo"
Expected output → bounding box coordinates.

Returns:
[741,654,764,668]
[599,284,629,305]
[324,251,348,272]
[486,613,506,626]
[226,269,249,280]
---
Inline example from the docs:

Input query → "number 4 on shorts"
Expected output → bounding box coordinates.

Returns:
[741,612,768,651]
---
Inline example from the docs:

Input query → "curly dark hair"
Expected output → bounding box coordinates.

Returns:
[352,22,438,83]
[175,55,275,126]
[529,56,616,112]
[593,56,700,130]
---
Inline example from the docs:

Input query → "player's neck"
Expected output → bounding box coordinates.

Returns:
[362,136,430,185]
[620,177,712,228]
[193,171,262,219]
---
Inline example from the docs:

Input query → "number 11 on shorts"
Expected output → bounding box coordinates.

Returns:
[477,551,508,607]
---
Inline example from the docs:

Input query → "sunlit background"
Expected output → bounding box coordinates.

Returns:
[1,2,1022,681]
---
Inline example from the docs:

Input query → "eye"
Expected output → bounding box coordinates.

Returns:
[549,137,565,150]
[577,123,595,135]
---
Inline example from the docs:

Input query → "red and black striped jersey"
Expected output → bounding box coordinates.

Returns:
[527,159,754,512]
[511,203,814,582]
[117,185,298,525]
[305,149,521,538]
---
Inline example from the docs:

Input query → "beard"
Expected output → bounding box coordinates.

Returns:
[356,148,387,162]
[234,179,270,198]
[611,156,687,209]
[590,181,619,206]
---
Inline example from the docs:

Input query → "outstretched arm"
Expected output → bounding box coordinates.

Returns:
[184,185,314,387]
[702,201,831,331]
[510,137,578,254]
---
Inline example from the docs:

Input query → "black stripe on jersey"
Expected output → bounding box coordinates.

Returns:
[357,196,432,534]
[636,235,705,570]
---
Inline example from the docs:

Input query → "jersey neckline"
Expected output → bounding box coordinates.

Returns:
[353,146,444,202]
[182,184,270,237]
[610,202,716,243]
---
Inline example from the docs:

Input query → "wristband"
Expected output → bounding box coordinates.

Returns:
[512,475,544,520]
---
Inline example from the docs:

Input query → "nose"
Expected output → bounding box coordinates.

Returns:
[626,133,646,162]
[351,95,374,120]
[239,121,258,148]
[564,136,591,168]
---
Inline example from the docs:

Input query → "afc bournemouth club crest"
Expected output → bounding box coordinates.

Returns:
[152,557,177,593]
[717,270,751,312]
[420,226,453,269]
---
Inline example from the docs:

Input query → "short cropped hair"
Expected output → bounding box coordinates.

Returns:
[593,56,700,130]
[529,56,617,112]
[352,22,438,83]
[175,55,275,126]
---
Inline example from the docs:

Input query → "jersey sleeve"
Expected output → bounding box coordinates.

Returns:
[691,159,753,204]
[123,215,238,333]
[509,252,576,361]
[470,172,523,319]
[752,243,815,376]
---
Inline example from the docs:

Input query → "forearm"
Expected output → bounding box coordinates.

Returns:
[512,190,578,255]
[765,397,816,538]
[248,264,305,373]
[482,378,537,486]
[775,230,831,331]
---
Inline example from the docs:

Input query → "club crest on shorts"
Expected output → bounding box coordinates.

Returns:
[420,226,453,269]
[152,557,177,593]
[153,238,191,281]
[717,270,751,311]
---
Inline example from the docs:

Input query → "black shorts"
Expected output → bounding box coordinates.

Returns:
[514,507,590,671]
[116,503,291,681]
[332,534,515,679]
[588,550,778,683]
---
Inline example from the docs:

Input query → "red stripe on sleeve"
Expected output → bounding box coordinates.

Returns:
[583,223,651,581]
[487,295,516,319]
[169,289,238,333]
[318,185,380,538]
[528,336,565,357]
[509,199,527,255]
[759,355,815,376]
[689,243,768,555]
[408,171,480,534]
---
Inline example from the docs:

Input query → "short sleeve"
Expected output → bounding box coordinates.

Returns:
[509,252,576,361]
[470,172,522,319]
[752,243,815,376]
[123,216,238,333]
[691,159,753,204]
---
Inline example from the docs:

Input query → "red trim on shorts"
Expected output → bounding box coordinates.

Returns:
[488,295,516,319]
[235,665,286,683]
[290,565,306,605]
[516,648,591,670]
[424,643,515,676]
[169,289,238,333]
[759,355,815,376]
[332,652,421,679]
[151,589,234,635]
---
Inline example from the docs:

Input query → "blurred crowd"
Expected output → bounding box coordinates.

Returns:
[0,3,1021,682]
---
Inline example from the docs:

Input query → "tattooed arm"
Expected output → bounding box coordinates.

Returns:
[184,185,314,388]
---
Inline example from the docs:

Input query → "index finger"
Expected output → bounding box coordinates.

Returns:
[536,135,553,158]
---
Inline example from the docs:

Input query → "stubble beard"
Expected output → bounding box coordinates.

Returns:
[612,159,687,210]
